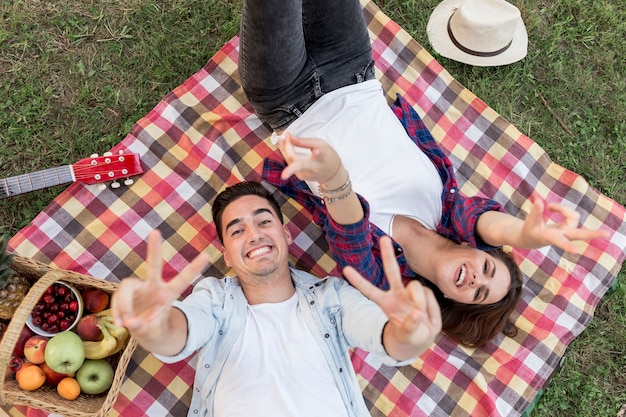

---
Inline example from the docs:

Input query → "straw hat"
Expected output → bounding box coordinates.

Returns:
[426,0,528,66]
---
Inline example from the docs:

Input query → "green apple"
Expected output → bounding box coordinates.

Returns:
[44,331,85,374]
[76,359,114,395]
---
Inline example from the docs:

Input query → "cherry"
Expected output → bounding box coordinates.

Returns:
[8,357,23,373]
[55,285,68,297]
[31,283,81,334]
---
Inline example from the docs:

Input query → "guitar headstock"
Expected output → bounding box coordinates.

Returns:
[72,151,144,186]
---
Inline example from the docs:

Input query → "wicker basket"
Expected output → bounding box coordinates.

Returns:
[0,255,137,417]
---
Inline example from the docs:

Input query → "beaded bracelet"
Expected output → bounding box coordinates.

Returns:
[319,173,351,195]
[320,181,352,204]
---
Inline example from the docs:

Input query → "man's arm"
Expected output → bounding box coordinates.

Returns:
[111,230,210,356]
[343,236,441,361]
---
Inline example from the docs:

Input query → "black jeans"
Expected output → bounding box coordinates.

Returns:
[239,0,376,131]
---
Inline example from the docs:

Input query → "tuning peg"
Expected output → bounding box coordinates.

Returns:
[90,153,99,158]
[103,151,113,156]
[124,178,134,186]
[97,184,107,192]
[110,181,121,189]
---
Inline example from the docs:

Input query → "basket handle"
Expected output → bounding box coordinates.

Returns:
[0,270,68,403]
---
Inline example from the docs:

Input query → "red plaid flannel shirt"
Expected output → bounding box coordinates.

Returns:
[263,95,503,289]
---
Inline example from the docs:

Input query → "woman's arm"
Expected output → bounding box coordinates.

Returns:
[277,133,363,225]
[277,133,391,288]
[475,197,609,252]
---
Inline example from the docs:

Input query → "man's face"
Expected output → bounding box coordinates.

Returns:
[429,244,511,305]
[220,195,292,280]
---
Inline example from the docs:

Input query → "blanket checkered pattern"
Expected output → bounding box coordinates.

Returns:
[6,1,626,416]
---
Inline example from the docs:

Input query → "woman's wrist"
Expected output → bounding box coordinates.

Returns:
[319,160,342,184]
[319,167,352,204]
[320,165,348,190]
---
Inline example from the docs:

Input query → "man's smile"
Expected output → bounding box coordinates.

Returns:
[246,245,272,259]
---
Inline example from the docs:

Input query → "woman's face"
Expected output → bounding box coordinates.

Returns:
[430,245,512,305]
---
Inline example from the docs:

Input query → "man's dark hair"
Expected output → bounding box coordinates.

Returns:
[212,181,283,243]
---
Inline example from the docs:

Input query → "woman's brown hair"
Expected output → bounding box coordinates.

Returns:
[426,248,523,348]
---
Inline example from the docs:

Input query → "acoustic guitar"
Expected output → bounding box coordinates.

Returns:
[0,151,143,199]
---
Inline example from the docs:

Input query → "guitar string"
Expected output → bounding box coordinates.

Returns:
[3,157,139,194]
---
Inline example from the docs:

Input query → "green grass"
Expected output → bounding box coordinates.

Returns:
[1,0,625,415]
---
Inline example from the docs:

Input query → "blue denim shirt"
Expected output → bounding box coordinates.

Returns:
[154,267,411,417]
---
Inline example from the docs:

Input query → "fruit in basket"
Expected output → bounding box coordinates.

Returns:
[15,363,46,391]
[0,237,30,321]
[81,313,130,359]
[83,323,117,359]
[57,376,81,400]
[81,288,110,313]
[107,319,131,355]
[76,314,104,341]
[40,362,74,386]
[24,335,49,364]
[28,281,82,336]
[8,356,24,373]
[13,325,36,357]
[82,315,127,359]
[76,359,114,395]
[44,331,85,374]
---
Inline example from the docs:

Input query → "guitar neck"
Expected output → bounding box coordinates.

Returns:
[0,165,74,199]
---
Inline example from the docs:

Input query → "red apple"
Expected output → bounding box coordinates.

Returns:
[81,288,110,313]
[76,315,103,341]
[40,362,74,386]
[13,326,35,357]
[24,335,49,364]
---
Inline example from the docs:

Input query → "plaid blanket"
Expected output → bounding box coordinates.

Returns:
[6,1,626,416]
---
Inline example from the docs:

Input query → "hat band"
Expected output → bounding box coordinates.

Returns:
[447,14,512,57]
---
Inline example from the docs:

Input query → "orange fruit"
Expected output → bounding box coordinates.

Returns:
[57,377,81,400]
[16,364,45,391]
[16,361,36,373]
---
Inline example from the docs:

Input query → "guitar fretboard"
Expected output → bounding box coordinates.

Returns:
[0,166,74,199]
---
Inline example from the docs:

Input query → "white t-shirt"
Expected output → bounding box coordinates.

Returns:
[282,79,443,235]
[213,293,350,417]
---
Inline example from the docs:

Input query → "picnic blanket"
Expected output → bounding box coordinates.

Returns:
[6,1,626,416]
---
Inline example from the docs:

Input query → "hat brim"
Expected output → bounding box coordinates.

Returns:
[426,0,528,67]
